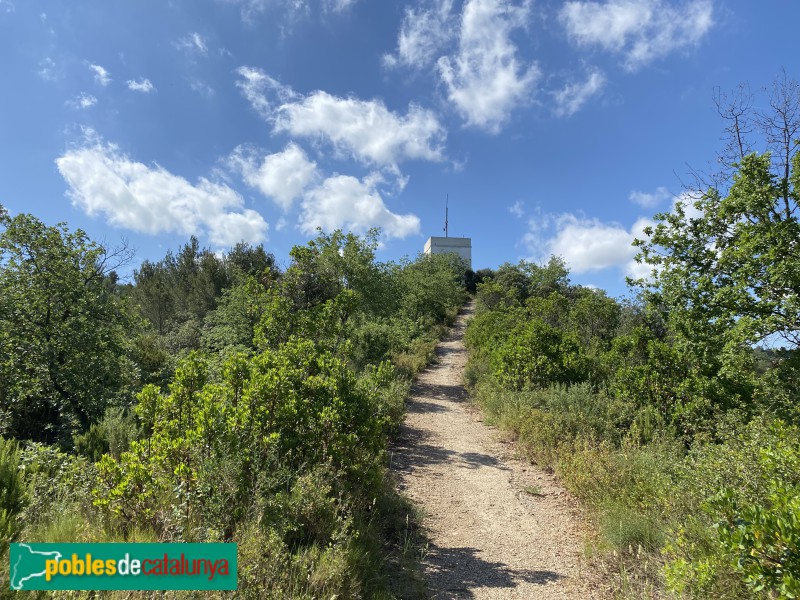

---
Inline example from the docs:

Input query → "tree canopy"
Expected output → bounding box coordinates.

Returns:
[0,212,135,443]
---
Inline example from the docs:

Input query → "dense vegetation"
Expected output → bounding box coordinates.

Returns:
[0,216,468,598]
[465,79,800,598]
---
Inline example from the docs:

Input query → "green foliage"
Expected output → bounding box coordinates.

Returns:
[397,252,468,325]
[1,222,465,598]
[466,172,800,598]
[0,438,26,548]
[664,419,800,598]
[357,361,410,435]
[202,275,268,351]
[491,318,587,390]
[73,424,109,463]
[131,236,276,349]
[0,213,137,444]
[637,152,800,351]
[74,407,140,462]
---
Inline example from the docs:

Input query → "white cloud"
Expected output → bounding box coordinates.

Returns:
[56,137,267,246]
[236,67,446,169]
[553,69,606,117]
[546,214,637,273]
[629,185,670,207]
[174,32,208,55]
[524,192,708,279]
[323,0,359,12]
[67,93,97,110]
[300,173,420,239]
[221,0,357,22]
[235,66,296,117]
[1,1,14,14]
[508,200,524,218]
[221,0,306,22]
[90,64,111,86]
[127,78,155,93]
[190,80,215,98]
[275,92,445,167]
[37,57,59,81]
[229,142,319,211]
[525,212,655,276]
[383,0,455,69]
[437,0,540,132]
[560,0,714,71]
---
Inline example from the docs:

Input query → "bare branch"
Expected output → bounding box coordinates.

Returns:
[714,82,754,168]
[755,69,800,209]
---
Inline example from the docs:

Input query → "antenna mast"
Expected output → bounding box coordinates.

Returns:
[444,194,449,238]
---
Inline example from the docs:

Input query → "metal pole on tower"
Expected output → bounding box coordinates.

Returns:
[444,194,449,238]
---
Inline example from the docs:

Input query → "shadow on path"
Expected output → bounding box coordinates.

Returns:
[425,543,563,599]
[392,423,508,473]
[409,382,469,404]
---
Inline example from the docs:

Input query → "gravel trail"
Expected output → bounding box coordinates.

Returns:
[392,302,599,599]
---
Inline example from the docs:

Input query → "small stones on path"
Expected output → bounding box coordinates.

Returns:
[392,302,602,599]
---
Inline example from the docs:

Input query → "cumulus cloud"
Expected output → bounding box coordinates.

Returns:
[56,137,267,246]
[383,0,455,69]
[560,0,714,71]
[524,211,654,277]
[552,69,606,117]
[174,32,208,55]
[545,214,638,273]
[236,67,446,169]
[508,200,524,218]
[384,0,538,131]
[629,185,670,207]
[274,92,445,167]
[236,66,299,117]
[228,142,319,211]
[300,173,421,239]
[127,78,155,93]
[67,93,97,110]
[524,190,709,279]
[89,64,111,86]
[437,0,539,132]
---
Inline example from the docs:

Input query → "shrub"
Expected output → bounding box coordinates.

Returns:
[663,418,800,598]
[0,437,26,548]
[490,319,587,390]
[74,424,109,462]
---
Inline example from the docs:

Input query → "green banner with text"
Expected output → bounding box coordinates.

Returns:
[9,543,237,590]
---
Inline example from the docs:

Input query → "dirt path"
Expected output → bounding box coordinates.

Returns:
[392,303,598,599]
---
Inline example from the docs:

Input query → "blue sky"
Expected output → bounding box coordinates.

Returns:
[0,0,797,296]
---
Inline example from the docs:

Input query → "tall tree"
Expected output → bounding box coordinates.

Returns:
[0,212,135,443]
[635,76,800,351]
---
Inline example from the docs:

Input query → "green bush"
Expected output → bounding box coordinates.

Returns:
[74,408,140,462]
[490,319,588,390]
[18,443,96,529]
[74,424,109,462]
[664,418,800,598]
[0,437,26,547]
